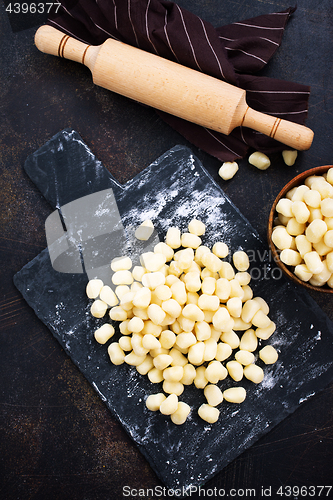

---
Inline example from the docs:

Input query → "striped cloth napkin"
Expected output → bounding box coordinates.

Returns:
[47,0,311,161]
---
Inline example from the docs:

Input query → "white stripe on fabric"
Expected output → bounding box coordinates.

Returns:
[145,0,158,53]
[128,0,139,47]
[259,36,279,46]
[60,5,73,18]
[91,20,119,40]
[204,128,241,156]
[219,35,279,47]
[164,10,180,63]
[239,126,249,145]
[234,22,284,30]
[225,46,267,64]
[111,0,118,31]
[175,4,202,71]
[246,90,310,95]
[48,19,88,43]
[265,110,309,115]
[199,18,225,79]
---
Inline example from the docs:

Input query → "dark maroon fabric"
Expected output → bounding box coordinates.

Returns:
[47,1,310,161]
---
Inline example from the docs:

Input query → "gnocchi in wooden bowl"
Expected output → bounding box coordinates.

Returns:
[268,165,333,293]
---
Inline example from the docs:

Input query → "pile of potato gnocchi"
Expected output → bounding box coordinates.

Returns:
[86,219,278,425]
[272,168,333,287]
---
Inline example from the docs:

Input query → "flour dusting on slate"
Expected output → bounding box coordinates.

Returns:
[14,130,333,492]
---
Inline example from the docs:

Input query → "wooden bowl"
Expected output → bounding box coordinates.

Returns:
[268,165,333,293]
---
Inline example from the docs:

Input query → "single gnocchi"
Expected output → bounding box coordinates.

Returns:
[135,220,155,241]
[94,323,115,344]
[198,403,220,423]
[218,161,239,180]
[282,150,298,166]
[248,151,270,170]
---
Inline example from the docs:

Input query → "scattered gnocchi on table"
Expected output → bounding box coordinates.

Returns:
[218,149,298,182]
[86,218,279,424]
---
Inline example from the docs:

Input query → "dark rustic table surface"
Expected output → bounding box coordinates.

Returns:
[1,1,333,499]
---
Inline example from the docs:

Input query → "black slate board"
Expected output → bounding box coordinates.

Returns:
[14,129,333,492]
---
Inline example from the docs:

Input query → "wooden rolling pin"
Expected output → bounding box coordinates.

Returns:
[35,25,313,150]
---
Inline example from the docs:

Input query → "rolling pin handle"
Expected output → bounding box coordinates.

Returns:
[243,107,314,151]
[34,25,98,70]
